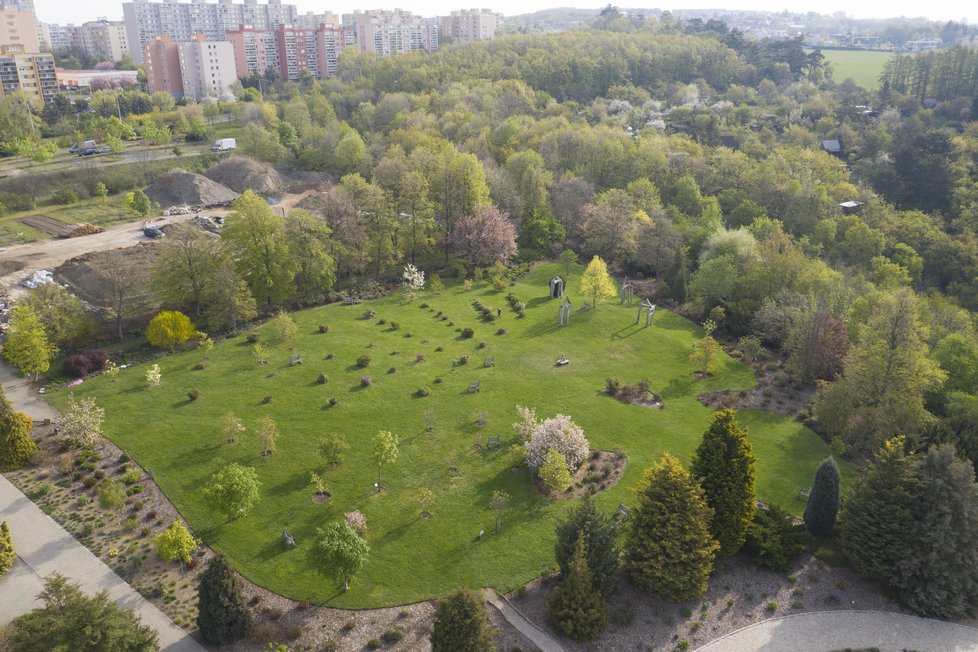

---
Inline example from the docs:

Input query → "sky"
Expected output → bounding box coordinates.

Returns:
[38,0,975,29]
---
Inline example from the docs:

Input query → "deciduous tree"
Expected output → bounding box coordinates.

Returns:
[153,521,199,571]
[578,256,616,309]
[151,224,224,318]
[625,454,718,600]
[449,205,518,267]
[690,409,756,556]
[205,463,261,522]
[3,304,55,380]
[318,433,349,466]
[539,448,573,493]
[56,395,104,448]
[21,284,92,348]
[308,521,369,591]
[373,430,398,488]
[221,190,296,307]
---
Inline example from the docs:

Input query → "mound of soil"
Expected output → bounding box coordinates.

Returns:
[145,171,239,208]
[204,155,286,195]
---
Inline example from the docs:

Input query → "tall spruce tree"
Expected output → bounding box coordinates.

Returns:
[0,386,36,471]
[430,589,495,652]
[554,495,619,597]
[838,438,921,588]
[197,553,252,644]
[547,533,609,640]
[803,457,840,537]
[625,454,719,601]
[690,409,757,556]
[896,445,978,618]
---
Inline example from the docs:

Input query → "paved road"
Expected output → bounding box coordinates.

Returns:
[694,610,978,652]
[0,362,205,651]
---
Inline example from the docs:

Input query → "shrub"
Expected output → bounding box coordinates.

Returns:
[431,589,494,652]
[378,318,387,325]
[605,378,621,395]
[435,346,443,352]
[62,354,92,378]
[766,601,777,612]
[366,639,381,650]
[363,309,376,319]
[461,327,475,338]
[434,377,443,384]
[457,355,470,365]
[388,367,397,374]
[246,333,259,343]
[744,505,808,571]
[187,389,200,401]
[82,476,98,489]
[317,373,328,384]
[417,388,430,397]
[261,396,272,404]
[132,499,144,511]
[127,485,144,495]
[319,325,329,333]
[80,349,108,371]
[328,397,338,407]
[416,353,426,363]
[390,321,401,330]
[360,376,373,387]
[382,626,406,643]
[51,187,79,204]
[356,355,371,368]
[124,516,139,532]
[496,328,506,335]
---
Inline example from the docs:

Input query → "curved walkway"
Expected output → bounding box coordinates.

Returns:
[694,610,978,652]
[0,365,204,651]
[485,589,565,652]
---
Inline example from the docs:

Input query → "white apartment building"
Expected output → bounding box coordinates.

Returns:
[123,0,298,63]
[71,20,130,63]
[38,22,73,50]
[144,34,235,99]
[344,9,438,56]
[440,9,501,42]
[0,5,40,52]
[177,37,236,99]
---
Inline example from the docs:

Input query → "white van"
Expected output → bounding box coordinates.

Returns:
[211,138,236,151]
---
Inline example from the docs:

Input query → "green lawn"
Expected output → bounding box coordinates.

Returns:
[820,49,893,89]
[50,263,847,607]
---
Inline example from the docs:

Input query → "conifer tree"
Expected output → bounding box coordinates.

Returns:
[838,438,920,587]
[897,445,978,618]
[547,533,609,640]
[690,409,756,556]
[430,588,495,652]
[197,553,252,644]
[803,457,840,537]
[0,386,36,471]
[0,520,14,578]
[625,454,719,601]
[554,495,619,597]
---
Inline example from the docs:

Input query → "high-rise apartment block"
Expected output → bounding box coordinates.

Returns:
[226,23,353,81]
[440,9,501,42]
[38,22,72,50]
[0,6,40,53]
[123,0,298,63]
[71,20,130,63]
[344,9,438,56]
[0,44,57,103]
[144,34,236,99]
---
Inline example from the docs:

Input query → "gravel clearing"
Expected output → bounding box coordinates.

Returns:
[144,170,239,208]
[204,156,286,196]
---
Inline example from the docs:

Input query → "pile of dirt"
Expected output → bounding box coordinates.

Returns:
[204,156,286,195]
[145,171,239,208]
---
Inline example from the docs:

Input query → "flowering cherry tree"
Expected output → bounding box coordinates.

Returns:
[402,264,425,291]
[523,413,590,470]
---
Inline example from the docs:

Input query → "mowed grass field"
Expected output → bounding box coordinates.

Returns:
[820,49,893,89]
[50,263,848,607]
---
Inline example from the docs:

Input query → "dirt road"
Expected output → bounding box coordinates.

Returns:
[0,189,320,298]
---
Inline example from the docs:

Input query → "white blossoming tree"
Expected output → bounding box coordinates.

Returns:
[523,413,589,470]
[58,395,105,447]
[402,264,425,291]
[513,405,537,442]
[146,363,162,388]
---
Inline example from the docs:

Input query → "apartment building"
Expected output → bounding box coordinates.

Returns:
[227,23,352,80]
[144,34,235,99]
[0,6,40,53]
[70,20,130,63]
[440,9,501,42]
[344,9,438,56]
[0,44,57,103]
[123,0,298,63]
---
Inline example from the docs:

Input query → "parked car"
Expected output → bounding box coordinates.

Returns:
[69,140,96,153]
[143,226,164,239]
[78,146,111,156]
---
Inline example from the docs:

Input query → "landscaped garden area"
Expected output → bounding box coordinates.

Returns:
[48,262,846,608]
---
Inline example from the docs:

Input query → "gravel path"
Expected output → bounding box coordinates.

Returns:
[694,610,978,652]
[485,589,563,652]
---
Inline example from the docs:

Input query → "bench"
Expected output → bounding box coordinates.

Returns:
[290,354,302,366]
[797,487,811,501]
[343,297,362,305]
[468,381,481,393]
[615,502,630,522]
[556,357,570,366]
[484,356,495,367]
[486,435,501,449]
